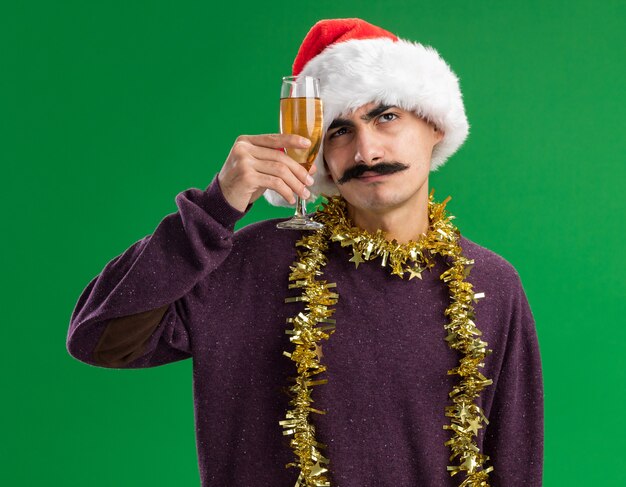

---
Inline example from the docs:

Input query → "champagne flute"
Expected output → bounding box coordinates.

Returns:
[276,76,324,230]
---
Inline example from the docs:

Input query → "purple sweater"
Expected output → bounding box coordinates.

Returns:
[66,176,544,486]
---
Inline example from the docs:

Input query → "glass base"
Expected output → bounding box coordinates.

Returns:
[276,217,323,230]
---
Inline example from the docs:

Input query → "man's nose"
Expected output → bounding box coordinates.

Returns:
[354,128,384,165]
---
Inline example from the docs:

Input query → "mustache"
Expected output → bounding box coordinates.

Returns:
[337,161,410,184]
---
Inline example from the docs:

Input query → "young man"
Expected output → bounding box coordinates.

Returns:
[67,18,543,486]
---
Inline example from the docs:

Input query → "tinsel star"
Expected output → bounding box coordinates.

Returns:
[406,265,424,280]
[461,455,477,474]
[314,343,324,360]
[311,460,328,477]
[459,403,470,422]
[467,417,482,435]
[349,249,365,268]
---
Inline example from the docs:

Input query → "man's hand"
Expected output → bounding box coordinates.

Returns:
[217,134,317,212]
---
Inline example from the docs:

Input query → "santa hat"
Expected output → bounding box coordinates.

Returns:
[264,18,469,207]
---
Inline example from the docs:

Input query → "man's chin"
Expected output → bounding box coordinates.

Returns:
[341,189,404,212]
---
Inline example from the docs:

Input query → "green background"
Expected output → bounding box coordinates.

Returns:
[2,0,624,485]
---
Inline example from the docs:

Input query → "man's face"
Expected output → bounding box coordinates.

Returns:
[322,102,444,213]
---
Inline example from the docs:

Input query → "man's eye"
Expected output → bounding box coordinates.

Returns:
[329,127,348,138]
[379,112,397,123]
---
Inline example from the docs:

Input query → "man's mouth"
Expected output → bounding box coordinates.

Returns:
[356,171,391,180]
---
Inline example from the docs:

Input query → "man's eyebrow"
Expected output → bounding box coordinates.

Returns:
[327,104,397,131]
[328,118,354,130]
[361,104,396,121]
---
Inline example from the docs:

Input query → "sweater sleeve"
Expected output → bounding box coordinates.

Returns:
[66,175,250,369]
[483,274,544,486]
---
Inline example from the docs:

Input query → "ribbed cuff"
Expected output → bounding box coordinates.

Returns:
[201,175,252,230]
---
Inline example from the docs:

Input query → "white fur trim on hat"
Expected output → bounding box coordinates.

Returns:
[264,37,469,207]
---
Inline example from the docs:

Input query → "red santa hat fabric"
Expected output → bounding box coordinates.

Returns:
[292,19,399,76]
[264,18,469,207]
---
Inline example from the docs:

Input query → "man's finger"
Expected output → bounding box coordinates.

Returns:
[239,133,312,150]
[248,145,314,185]
[253,159,312,199]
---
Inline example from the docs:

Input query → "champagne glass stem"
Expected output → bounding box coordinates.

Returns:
[295,196,307,218]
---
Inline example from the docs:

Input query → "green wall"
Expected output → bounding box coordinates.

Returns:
[2,1,624,485]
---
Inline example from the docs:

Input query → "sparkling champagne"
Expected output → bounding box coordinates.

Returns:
[280,97,323,171]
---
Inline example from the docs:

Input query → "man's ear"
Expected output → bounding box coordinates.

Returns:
[434,126,445,143]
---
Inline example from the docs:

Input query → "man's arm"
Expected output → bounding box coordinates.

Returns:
[483,276,544,486]
[67,133,316,369]
[66,175,248,368]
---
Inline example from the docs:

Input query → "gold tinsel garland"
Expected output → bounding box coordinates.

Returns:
[280,189,494,486]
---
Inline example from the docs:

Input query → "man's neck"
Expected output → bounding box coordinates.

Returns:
[345,191,430,244]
